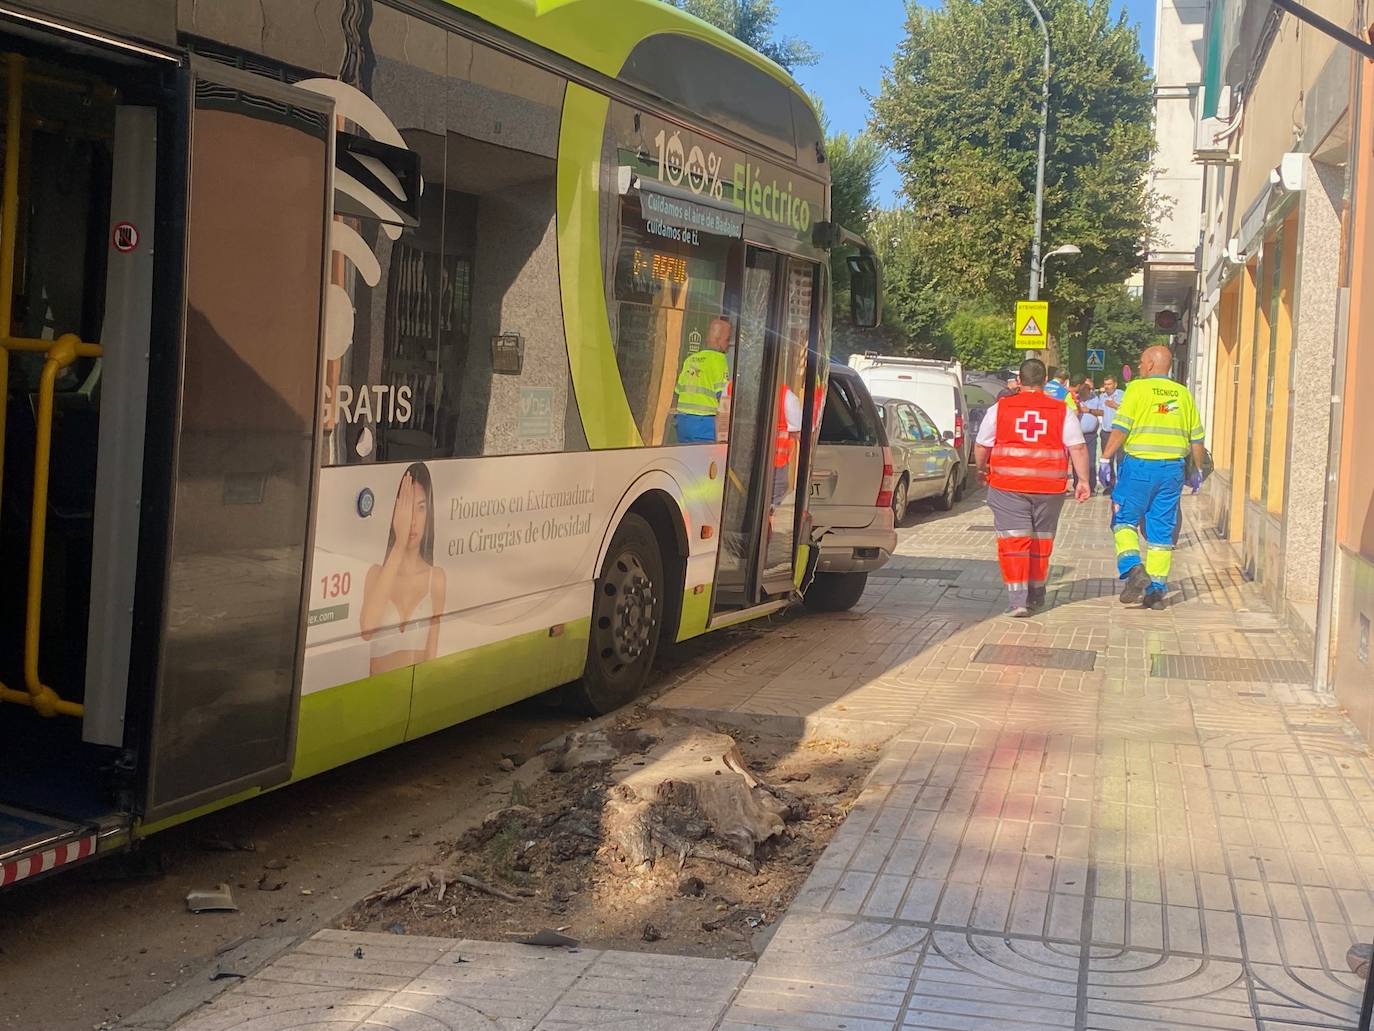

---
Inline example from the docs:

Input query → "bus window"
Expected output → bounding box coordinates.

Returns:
[760,261,817,585]
[435,34,583,459]
[319,27,584,465]
[610,196,742,446]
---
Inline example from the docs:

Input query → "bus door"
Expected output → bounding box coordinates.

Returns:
[141,65,333,822]
[713,250,817,613]
[0,19,173,881]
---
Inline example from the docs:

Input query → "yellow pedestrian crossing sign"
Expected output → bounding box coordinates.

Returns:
[1015,300,1049,349]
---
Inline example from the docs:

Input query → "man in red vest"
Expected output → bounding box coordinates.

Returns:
[973,357,1092,616]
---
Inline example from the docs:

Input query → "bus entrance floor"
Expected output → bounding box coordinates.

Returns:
[158,491,1372,1031]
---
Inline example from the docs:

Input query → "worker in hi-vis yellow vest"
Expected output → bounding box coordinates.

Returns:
[1101,344,1206,610]
[673,317,733,444]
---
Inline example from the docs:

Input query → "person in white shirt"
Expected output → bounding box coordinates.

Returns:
[1077,381,1102,492]
[974,359,1091,616]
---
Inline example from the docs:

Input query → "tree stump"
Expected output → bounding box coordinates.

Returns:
[603,723,791,871]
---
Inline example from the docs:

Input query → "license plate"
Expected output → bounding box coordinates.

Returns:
[809,481,823,498]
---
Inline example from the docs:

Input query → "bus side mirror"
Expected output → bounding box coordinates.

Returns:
[847,253,881,330]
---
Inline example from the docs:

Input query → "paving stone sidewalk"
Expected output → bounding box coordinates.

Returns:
[685,491,1371,1031]
[165,490,1373,1030]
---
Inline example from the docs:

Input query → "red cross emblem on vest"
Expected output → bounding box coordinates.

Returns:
[1015,410,1049,442]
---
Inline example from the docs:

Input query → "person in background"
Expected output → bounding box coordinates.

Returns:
[673,317,733,443]
[1101,345,1206,610]
[1075,381,1100,493]
[974,358,1092,617]
[997,374,1020,400]
[1044,367,1070,402]
[1098,374,1125,482]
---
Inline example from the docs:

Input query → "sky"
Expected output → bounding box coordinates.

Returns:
[786,0,1158,205]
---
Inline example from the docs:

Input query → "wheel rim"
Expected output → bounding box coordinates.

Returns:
[944,476,955,503]
[893,481,907,517]
[593,548,657,674]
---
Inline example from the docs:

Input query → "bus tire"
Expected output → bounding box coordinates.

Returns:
[803,570,868,612]
[568,513,666,715]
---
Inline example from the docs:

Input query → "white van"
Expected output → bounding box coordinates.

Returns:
[848,354,971,493]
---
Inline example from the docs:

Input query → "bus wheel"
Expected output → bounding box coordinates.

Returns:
[569,513,666,715]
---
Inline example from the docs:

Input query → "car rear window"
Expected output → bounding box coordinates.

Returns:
[820,374,881,445]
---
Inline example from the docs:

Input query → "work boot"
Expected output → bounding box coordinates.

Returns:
[1007,605,1032,618]
[1119,564,1150,606]
[1143,589,1167,610]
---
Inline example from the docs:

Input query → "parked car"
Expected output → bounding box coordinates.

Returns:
[873,396,962,520]
[961,378,1000,439]
[804,364,896,612]
[847,354,972,488]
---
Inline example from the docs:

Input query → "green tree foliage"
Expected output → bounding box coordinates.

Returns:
[825,127,884,312]
[1083,287,1164,378]
[668,0,818,70]
[870,206,954,356]
[948,305,1018,370]
[828,129,883,237]
[871,0,1153,316]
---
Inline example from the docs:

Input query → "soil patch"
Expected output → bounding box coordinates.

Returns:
[339,707,878,960]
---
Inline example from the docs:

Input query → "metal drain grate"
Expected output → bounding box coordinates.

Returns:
[871,568,964,581]
[967,525,997,532]
[1149,654,1314,683]
[973,644,1098,672]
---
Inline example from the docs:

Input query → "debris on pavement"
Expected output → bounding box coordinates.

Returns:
[341,708,877,959]
[1347,942,1372,978]
[515,929,579,948]
[185,884,238,913]
[199,837,255,853]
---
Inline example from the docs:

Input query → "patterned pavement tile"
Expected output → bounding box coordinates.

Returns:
[174,934,750,1031]
[718,493,1374,1030]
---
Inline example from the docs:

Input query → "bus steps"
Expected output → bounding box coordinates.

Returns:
[0,804,99,887]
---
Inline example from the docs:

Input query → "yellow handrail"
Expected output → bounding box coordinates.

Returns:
[0,53,23,511]
[19,334,92,717]
[0,334,98,717]
[0,56,100,718]
[0,53,26,712]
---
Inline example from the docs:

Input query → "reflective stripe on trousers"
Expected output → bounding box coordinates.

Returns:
[986,486,1066,605]
[1111,454,1184,589]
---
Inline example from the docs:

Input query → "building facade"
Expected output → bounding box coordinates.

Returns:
[1183,0,1372,717]
[1142,0,1207,360]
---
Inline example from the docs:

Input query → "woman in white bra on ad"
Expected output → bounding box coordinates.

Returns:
[359,463,447,675]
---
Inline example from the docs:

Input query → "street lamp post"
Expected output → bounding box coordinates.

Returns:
[1040,244,1080,366]
[1041,243,1081,284]
[1023,0,1051,302]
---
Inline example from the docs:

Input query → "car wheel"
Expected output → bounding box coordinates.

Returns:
[891,476,910,526]
[566,513,665,715]
[803,570,869,612]
[953,465,967,501]
[935,471,956,511]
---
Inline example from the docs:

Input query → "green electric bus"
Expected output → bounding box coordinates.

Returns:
[0,0,878,887]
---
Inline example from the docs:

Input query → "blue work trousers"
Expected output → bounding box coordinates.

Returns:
[674,412,718,443]
[1111,455,1185,590]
